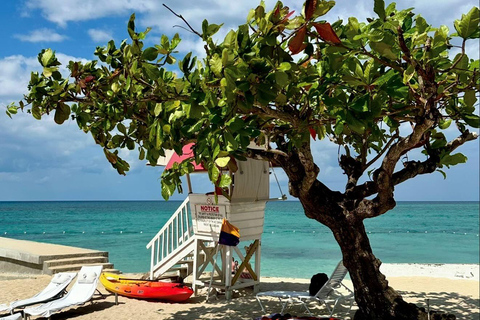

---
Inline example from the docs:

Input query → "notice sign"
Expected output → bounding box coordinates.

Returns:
[194,204,226,235]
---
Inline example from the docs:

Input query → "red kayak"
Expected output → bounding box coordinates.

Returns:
[100,272,194,302]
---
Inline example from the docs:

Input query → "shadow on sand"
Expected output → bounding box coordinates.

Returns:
[155,280,479,320]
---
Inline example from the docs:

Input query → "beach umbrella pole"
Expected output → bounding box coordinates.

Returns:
[186,173,193,193]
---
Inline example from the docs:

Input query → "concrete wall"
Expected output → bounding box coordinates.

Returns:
[0,256,44,274]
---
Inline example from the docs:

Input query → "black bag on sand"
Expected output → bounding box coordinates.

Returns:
[309,273,328,295]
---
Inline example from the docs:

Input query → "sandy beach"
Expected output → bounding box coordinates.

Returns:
[0,264,478,320]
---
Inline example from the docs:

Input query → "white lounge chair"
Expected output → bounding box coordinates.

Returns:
[0,272,76,314]
[0,313,22,320]
[256,261,354,316]
[24,266,103,319]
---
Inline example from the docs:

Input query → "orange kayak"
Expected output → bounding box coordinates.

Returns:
[100,272,193,302]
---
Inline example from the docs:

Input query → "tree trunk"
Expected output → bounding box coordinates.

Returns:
[330,218,453,320]
[279,152,456,319]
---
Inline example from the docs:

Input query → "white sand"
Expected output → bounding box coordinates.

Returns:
[0,263,478,319]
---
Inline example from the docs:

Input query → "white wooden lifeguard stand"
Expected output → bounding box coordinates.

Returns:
[147,149,280,299]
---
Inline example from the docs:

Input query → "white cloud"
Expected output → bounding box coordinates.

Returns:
[23,0,161,27]
[0,55,40,98]
[14,28,67,42]
[88,29,114,42]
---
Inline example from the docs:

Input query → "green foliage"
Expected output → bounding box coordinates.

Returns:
[9,1,479,200]
[454,7,480,39]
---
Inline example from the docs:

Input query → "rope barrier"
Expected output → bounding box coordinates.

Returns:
[2,230,478,236]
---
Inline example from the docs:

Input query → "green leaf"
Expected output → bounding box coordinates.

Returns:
[278,62,292,71]
[415,16,428,33]
[403,65,415,84]
[372,69,396,87]
[275,71,289,87]
[215,156,230,168]
[256,84,277,106]
[438,119,452,130]
[334,121,344,135]
[210,54,223,76]
[210,165,220,183]
[441,153,467,167]
[128,14,136,39]
[160,35,170,50]
[314,1,335,18]
[374,0,386,20]
[161,181,176,200]
[454,7,480,39]
[139,148,145,161]
[218,174,232,188]
[143,63,161,81]
[462,114,480,128]
[155,122,162,149]
[224,131,238,151]
[6,105,17,118]
[436,169,447,179]
[31,105,41,120]
[117,123,127,134]
[54,103,70,125]
[463,89,477,108]
[165,55,176,65]
[40,49,54,67]
[154,103,162,117]
[188,119,206,133]
[163,124,171,134]
[142,47,159,61]
[202,20,223,40]
[42,67,57,77]
[171,33,181,49]
[207,23,223,38]
[370,41,397,60]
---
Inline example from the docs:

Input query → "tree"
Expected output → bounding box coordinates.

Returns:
[7,0,479,318]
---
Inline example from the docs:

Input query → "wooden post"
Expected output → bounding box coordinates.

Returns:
[186,173,193,193]
[255,240,261,293]
[192,237,199,296]
[231,240,259,286]
[225,245,233,300]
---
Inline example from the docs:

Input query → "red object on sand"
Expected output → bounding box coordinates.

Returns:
[100,272,194,302]
[165,143,205,171]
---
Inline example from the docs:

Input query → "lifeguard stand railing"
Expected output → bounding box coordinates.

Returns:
[147,158,279,299]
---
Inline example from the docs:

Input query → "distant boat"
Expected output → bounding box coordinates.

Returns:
[100,272,193,302]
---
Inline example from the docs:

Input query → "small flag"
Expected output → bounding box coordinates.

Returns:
[218,219,240,246]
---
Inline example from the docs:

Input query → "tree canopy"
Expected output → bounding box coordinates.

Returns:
[8,1,478,201]
[8,0,479,318]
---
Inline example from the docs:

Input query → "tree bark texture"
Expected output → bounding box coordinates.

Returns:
[275,143,458,319]
[300,197,455,320]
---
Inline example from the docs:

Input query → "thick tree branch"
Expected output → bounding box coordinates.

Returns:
[392,130,478,185]
[297,144,320,194]
[346,130,478,208]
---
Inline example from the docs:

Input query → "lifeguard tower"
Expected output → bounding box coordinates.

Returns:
[147,144,283,299]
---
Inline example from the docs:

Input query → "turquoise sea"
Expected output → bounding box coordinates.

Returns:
[0,201,478,278]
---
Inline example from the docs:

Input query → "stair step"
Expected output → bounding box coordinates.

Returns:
[44,256,108,268]
[169,265,188,272]
[103,268,122,274]
[40,251,109,263]
[157,270,182,280]
[48,262,114,274]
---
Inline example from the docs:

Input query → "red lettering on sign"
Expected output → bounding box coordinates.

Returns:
[200,205,219,213]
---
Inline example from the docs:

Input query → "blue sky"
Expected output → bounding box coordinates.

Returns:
[0,0,478,201]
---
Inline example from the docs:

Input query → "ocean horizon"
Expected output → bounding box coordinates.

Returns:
[1,200,478,278]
